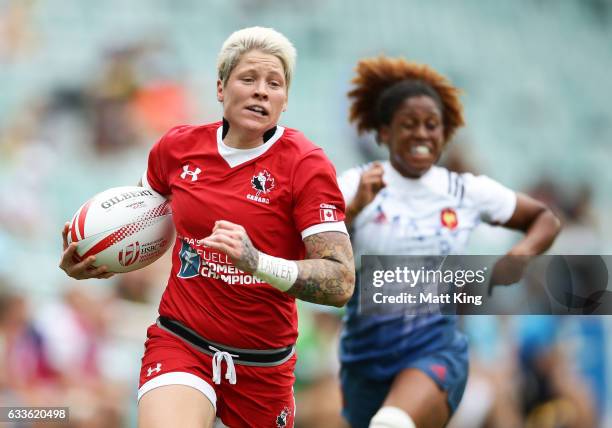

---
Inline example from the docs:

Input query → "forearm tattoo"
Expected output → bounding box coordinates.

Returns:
[240,234,259,273]
[287,232,355,307]
[230,233,260,273]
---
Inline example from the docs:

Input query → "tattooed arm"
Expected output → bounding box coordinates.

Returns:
[202,221,355,307]
[286,232,355,307]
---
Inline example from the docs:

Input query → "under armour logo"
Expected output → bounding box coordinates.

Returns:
[147,363,162,377]
[180,165,202,181]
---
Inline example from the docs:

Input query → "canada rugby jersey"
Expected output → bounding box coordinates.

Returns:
[142,121,347,349]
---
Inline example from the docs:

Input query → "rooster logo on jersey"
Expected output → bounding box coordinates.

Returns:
[251,170,276,196]
[441,208,459,230]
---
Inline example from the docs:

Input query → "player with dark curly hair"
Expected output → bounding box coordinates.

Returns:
[338,56,561,428]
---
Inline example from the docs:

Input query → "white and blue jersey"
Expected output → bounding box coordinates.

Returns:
[338,161,516,421]
[340,162,516,268]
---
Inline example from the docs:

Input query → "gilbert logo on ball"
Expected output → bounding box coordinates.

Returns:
[67,186,175,273]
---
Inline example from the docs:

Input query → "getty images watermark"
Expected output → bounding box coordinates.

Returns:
[371,264,488,306]
[359,255,612,316]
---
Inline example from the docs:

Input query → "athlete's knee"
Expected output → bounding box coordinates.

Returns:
[369,406,416,428]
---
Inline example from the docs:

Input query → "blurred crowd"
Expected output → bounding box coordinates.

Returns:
[1,0,611,427]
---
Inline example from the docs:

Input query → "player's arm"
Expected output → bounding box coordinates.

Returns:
[503,193,561,256]
[488,193,561,288]
[343,162,385,228]
[287,231,354,307]
[202,221,355,307]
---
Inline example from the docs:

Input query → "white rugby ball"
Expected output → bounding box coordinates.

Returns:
[67,186,175,273]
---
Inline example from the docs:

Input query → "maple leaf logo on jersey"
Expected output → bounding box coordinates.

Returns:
[251,170,276,196]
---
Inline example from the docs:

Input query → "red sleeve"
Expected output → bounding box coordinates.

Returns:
[145,125,191,195]
[144,134,170,195]
[292,149,346,234]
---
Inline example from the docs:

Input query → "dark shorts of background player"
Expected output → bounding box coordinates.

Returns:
[340,333,468,428]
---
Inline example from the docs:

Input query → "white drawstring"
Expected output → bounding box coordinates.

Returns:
[210,346,237,385]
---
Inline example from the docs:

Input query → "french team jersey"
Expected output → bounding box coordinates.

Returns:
[338,161,516,371]
[142,121,347,349]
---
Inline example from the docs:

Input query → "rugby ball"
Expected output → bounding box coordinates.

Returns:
[67,186,175,273]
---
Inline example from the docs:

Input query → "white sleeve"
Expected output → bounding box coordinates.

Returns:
[301,221,348,239]
[336,167,362,205]
[462,173,517,224]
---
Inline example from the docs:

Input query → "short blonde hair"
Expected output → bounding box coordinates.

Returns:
[217,26,297,88]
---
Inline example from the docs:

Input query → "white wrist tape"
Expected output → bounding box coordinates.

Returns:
[254,252,298,292]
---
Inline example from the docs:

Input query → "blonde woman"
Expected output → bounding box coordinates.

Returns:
[60,27,355,428]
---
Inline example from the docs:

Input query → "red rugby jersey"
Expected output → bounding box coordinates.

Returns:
[142,121,346,349]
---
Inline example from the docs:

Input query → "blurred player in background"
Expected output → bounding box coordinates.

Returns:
[60,27,355,428]
[337,56,561,428]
